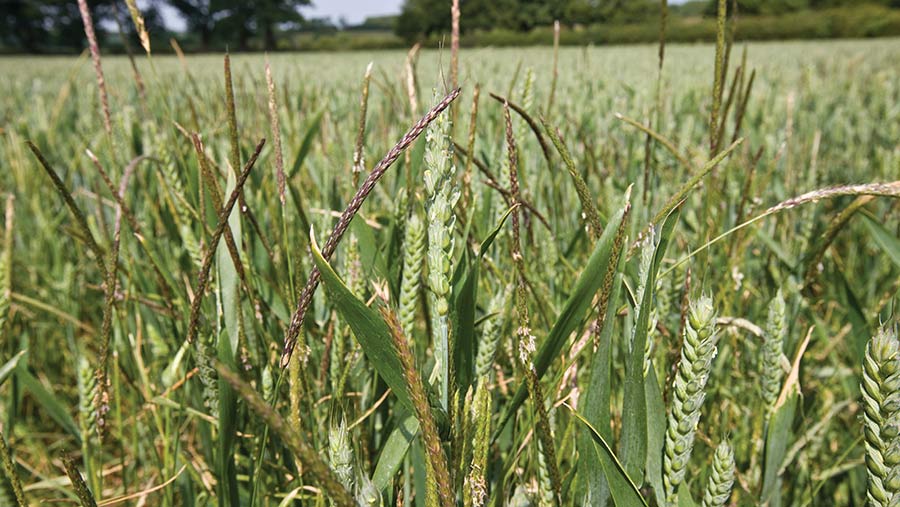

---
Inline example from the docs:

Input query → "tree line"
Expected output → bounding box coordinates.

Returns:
[395,0,900,41]
[0,0,310,53]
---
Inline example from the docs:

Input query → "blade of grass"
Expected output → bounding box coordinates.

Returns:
[18,364,81,444]
[577,248,626,506]
[861,213,900,269]
[615,114,692,173]
[494,194,630,440]
[309,230,414,413]
[372,412,419,493]
[649,138,743,229]
[570,407,649,507]
[622,209,679,483]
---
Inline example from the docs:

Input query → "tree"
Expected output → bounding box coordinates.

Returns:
[0,1,46,52]
[0,0,117,53]
[704,0,900,15]
[165,0,215,50]
[396,0,451,42]
[395,0,659,42]
[704,0,810,15]
[214,0,310,51]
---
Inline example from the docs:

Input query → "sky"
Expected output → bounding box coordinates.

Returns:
[299,0,688,23]
[301,0,405,25]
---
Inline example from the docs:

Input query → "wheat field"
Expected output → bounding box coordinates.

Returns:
[0,34,899,506]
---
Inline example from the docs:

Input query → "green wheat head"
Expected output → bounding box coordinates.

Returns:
[701,440,735,507]
[400,211,426,339]
[761,289,787,413]
[664,295,718,505]
[862,327,900,507]
[424,91,459,408]
[328,418,355,493]
[474,287,509,381]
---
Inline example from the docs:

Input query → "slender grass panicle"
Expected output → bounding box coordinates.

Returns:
[505,101,562,505]
[547,20,560,114]
[124,0,150,55]
[27,142,107,274]
[109,1,145,108]
[76,0,111,135]
[184,138,265,347]
[405,43,421,118]
[517,69,535,140]
[0,428,26,506]
[461,84,480,210]
[862,327,900,507]
[709,0,727,154]
[450,0,460,94]
[761,290,787,412]
[664,295,719,505]
[701,440,735,507]
[381,307,454,507]
[353,62,373,186]
[264,57,286,206]
[63,455,97,507]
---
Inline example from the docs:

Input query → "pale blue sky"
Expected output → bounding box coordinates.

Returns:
[301,0,687,23]
[302,0,405,25]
